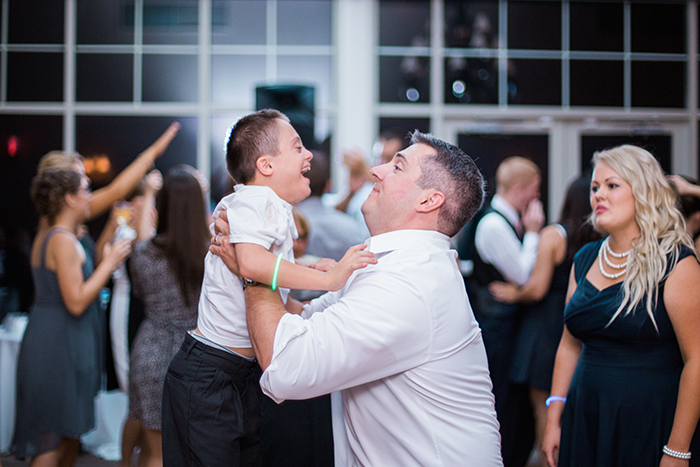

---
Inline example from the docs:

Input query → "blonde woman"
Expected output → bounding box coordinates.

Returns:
[542,145,700,467]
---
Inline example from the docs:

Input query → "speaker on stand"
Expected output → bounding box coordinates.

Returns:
[255,85,316,149]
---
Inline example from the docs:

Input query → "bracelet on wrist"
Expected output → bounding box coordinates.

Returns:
[663,445,691,460]
[271,253,283,291]
[545,395,567,407]
[241,278,259,290]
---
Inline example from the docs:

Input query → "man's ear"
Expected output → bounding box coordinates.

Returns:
[257,155,274,177]
[416,189,445,213]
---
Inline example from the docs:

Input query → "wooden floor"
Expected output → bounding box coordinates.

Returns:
[2,447,543,466]
[1,453,118,467]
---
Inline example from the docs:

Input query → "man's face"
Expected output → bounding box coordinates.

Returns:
[362,143,433,236]
[272,119,313,204]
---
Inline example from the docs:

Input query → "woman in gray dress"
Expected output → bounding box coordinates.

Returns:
[13,169,130,466]
[127,165,210,467]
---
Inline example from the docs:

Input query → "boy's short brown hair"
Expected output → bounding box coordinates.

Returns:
[225,109,289,184]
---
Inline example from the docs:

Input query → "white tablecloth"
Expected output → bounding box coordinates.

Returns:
[0,313,28,454]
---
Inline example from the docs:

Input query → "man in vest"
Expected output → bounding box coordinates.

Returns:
[472,156,544,467]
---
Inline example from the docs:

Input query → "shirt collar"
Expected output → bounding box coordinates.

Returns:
[491,194,520,226]
[234,184,293,212]
[365,229,451,255]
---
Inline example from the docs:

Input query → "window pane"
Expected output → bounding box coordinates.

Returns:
[76,116,198,235]
[379,55,430,103]
[76,54,134,102]
[7,53,63,102]
[444,57,498,104]
[142,0,199,45]
[444,1,498,49]
[212,55,267,107]
[570,2,623,52]
[631,4,685,54]
[8,0,63,44]
[142,54,197,102]
[77,0,134,44]
[212,1,266,45]
[570,60,623,107]
[379,0,430,47]
[581,134,671,175]
[379,117,430,137]
[508,59,560,106]
[457,133,549,213]
[277,55,332,109]
[0,115,63,234]
[631,61,685,108]
[508,2,561,50]
[278,1,331,46]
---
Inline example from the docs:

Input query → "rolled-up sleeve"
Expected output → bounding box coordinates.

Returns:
[259,271,431,403]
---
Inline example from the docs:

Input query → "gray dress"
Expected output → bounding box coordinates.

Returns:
[128,240,199,430]
[13,227,102,459]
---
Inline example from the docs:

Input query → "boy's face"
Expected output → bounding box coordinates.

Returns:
[272,119,313,204]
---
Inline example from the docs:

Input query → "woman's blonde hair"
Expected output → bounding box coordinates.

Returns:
[591,145,696,330]
[38,151,83,174]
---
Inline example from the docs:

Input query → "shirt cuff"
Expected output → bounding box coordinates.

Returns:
[522,231,540,248]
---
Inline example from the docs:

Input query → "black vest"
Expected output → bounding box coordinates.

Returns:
[471,207,523,286]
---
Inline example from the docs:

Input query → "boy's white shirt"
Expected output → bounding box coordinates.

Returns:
[196,184,297,348]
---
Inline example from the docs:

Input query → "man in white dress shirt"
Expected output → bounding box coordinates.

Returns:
[219,131,503,466]
[471,156,544,467]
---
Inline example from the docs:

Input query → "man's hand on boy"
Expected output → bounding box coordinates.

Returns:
[210,210,240,276]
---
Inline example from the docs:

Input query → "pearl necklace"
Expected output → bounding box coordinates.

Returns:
[602,242,627,269]
[604,237,632,258]
[598,238,631,279]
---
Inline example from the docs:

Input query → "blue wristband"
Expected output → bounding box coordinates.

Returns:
[545,395,567,407]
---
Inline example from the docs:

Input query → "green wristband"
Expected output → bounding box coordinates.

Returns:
[271,253,283,291]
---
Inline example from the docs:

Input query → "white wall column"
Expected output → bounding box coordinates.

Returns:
[333,0,375,189]
[63,0,76,153]
[198,0,212,178]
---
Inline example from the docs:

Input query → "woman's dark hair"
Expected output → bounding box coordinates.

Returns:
[559,174,601,263]
[30,169,82,224]
[152,165,210,307]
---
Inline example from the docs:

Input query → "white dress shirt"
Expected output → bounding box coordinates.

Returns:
[197,184,296,348]
[260,229,503,467]
[474,194,539,286]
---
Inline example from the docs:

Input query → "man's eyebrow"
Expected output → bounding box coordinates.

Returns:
[394,153,407,164]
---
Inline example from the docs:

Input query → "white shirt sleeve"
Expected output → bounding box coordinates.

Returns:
[260,271,431,403]
[474,213,539,286]
[226,191,288,249]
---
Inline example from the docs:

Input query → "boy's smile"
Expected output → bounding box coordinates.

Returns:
[270,119,313,204]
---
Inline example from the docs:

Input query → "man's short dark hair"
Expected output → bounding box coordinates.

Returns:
[225,109,289,184]
[410,131,485,237]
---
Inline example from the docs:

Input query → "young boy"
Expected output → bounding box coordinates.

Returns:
[162,109,375,467]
